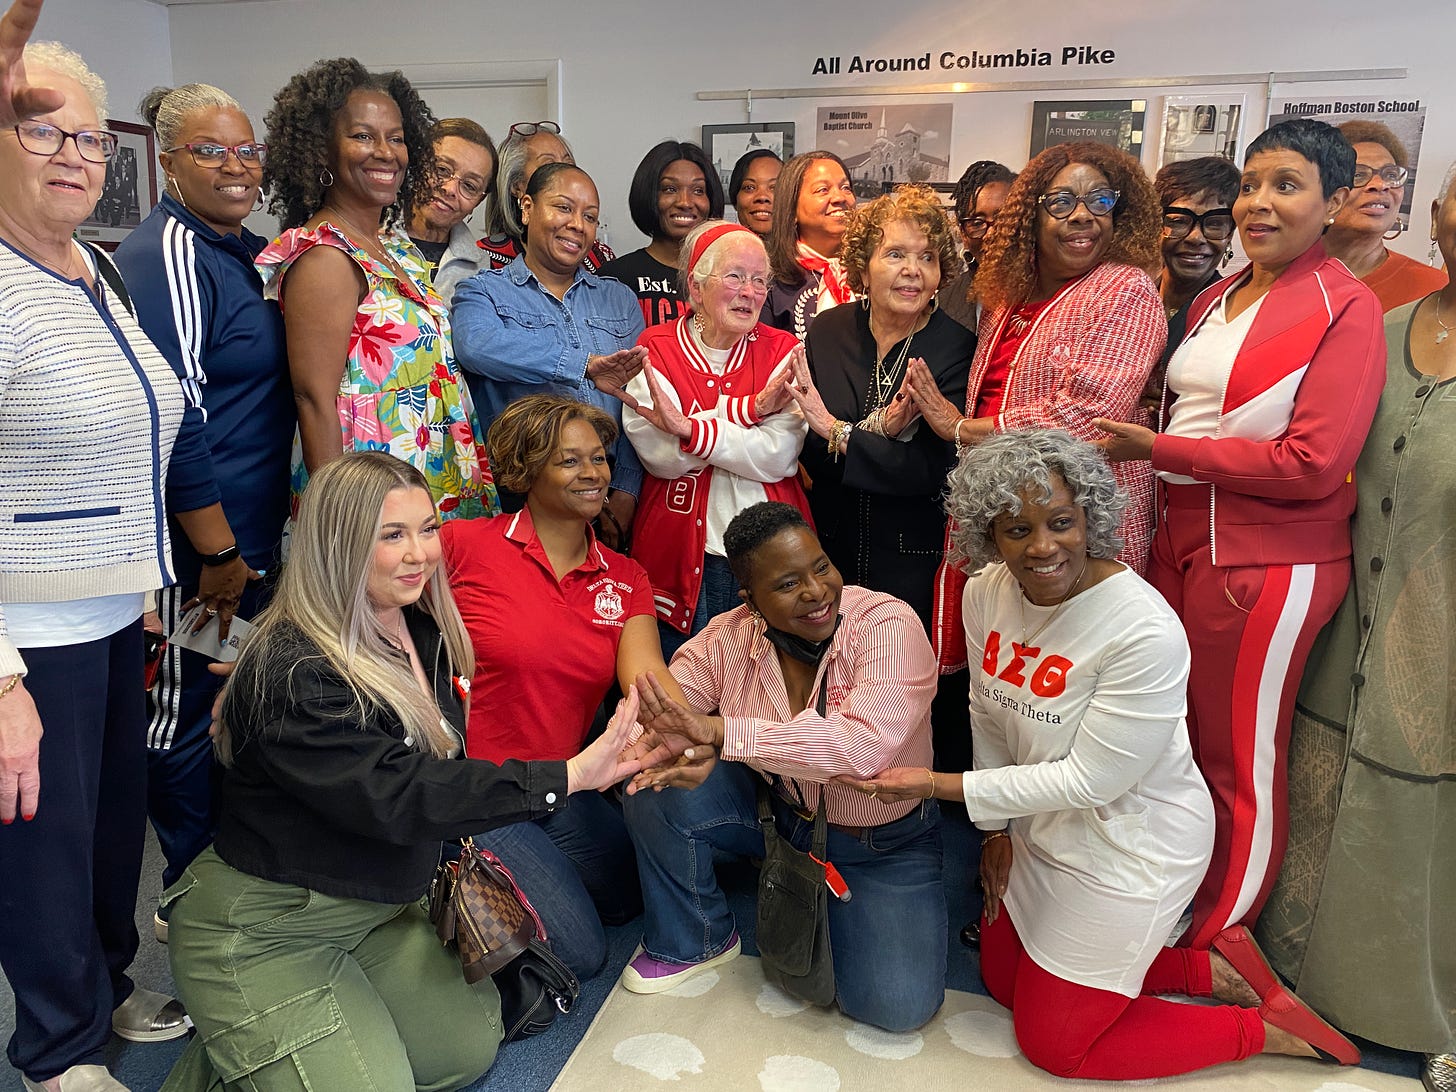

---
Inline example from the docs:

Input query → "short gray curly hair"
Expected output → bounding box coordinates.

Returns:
[22,42,108,120]
[945,429,1127,572]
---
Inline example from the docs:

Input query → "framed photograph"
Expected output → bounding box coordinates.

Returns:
[76,119,158,251]
[1157,95,1246,169]
[1030,99,1147,160]
[701,123,795,195]
[815,103,953,199]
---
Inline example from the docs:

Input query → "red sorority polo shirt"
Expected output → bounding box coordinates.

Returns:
[440,507,655,764]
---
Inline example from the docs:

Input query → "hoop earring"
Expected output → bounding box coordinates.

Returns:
[165,174,187,210]
[252,190,265,213]
[318,167,334,188]
[860,296,870,311]
[1222,246,1234,268]
[1383,225,1403,242]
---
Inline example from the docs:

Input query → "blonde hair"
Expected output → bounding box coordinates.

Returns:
[22,42,108,120]
[217,453,472,764]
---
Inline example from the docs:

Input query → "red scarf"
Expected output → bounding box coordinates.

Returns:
[795,242,853,305]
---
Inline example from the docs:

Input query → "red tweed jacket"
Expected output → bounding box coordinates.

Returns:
[931,261,1166,672]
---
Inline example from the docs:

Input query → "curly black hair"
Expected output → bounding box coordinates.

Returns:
[263,57,438,231]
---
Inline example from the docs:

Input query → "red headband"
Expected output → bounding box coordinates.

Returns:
[687,222,756,278]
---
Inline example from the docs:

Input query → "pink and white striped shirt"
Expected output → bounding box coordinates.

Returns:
[670,585,936,827]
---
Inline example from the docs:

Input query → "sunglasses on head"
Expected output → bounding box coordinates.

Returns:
[509,121,561,138]
[1038,187,1119,220]
[1161,206,1235,243]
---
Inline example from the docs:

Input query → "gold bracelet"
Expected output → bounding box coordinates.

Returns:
[924,767,936,799]
[981,829,1009,843]
[0,673,21,699]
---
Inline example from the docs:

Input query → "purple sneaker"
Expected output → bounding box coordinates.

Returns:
[620,932,742,995]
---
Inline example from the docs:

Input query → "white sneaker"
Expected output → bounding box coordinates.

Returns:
[21,1063,131,1091]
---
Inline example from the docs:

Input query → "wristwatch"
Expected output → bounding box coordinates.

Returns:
[200,544,241,568]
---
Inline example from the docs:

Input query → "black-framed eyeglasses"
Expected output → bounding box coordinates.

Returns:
[164,141,267,169]
[509,120,561,138]
[430,164,487,203]
[1162,206,1235,243]
[960,214,994,238]
[1038,187,1119,220]
[1351,163,1408,188]
[13,121,118,163]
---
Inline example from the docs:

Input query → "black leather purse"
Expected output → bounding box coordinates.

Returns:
[754,676,837,1007]
[495,937,580,1042]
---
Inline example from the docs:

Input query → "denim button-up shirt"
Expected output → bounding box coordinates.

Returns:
[452,255,645,496]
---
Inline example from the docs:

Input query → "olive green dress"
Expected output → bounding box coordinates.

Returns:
[1257,299,1456,1053]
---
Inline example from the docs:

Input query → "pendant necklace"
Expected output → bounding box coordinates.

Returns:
[1435,294,1454,345]
[867,316,917,411]
[1018,559,1088,648]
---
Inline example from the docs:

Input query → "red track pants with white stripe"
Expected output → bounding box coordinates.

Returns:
[1150,483,1349,950]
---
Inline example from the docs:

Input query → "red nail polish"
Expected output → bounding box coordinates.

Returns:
[1,817,11,825]
[21,813,34,822]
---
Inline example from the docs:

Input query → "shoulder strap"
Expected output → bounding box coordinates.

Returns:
[83,241,134,317]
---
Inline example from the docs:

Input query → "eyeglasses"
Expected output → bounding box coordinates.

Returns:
[1038,187,1119,220]
[165,141,267,169]
[430,164,487,203]
[707,270,770,294]
[509,121,561,138]
[13,121,118,163]
[1162,206,1235,243]
[960,215,994,238]
[1351,163,1408,188]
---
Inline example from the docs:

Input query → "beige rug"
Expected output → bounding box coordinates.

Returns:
[550,954,1419,1091]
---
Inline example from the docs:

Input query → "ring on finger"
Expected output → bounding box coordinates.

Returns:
[205,606,219,616]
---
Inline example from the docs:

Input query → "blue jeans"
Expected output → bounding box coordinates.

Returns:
[475,789,641,979]
[624,760,947,1031]
[659,553,740,661]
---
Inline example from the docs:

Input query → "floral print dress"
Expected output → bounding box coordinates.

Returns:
[257,222,498,518]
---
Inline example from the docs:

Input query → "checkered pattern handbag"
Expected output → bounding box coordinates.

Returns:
[429,837,540,984]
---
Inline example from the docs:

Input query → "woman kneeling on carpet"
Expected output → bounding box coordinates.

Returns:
[160,452,644,1091]
[840,430,1360,1078]
[621,500,946,1033]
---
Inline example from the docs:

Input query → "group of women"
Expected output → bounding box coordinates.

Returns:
[0,0,1451,1085]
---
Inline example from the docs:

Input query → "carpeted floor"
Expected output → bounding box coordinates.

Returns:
[553,954,1422,1091]
[0,809,1426,1090]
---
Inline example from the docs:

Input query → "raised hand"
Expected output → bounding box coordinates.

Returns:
[566,684,645,792]
[903,358,963,441]
[0,0,62,129]
[624,362,693,439]
[634,670,718,748]
[786,346,836,438]
[586,346,647,400]
[879,369,922,437]
[754,345,804,419]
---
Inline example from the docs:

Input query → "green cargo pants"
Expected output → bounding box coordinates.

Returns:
[160,848,502,1091]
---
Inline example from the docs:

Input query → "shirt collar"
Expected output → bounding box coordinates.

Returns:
[504,504,609,577]
[507,252,593,293]
[159,192,266,260]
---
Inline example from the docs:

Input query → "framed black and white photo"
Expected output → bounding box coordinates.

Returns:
[701,122,795,194]
[77,119,158,251]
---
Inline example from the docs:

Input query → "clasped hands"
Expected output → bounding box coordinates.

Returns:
[612,670,721,794]
[617,346,807,441]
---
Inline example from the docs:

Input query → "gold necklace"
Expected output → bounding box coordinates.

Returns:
[867,313,922,411]
[1018,559,1088,648]
[7,233,81,281]
[328,211,408,282]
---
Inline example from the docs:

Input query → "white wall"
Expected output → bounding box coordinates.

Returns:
[33,0,172,126]
[153,0,1454,259]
